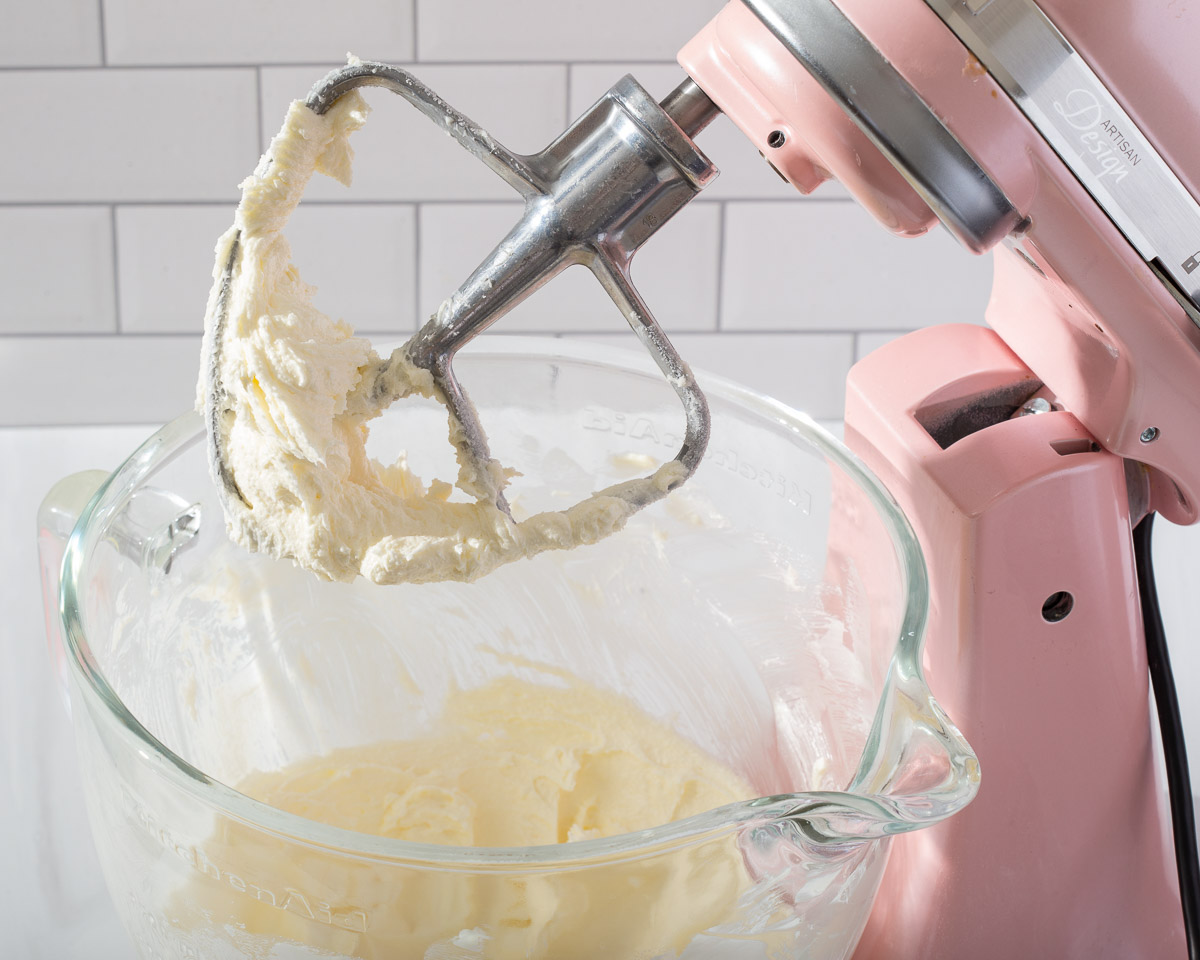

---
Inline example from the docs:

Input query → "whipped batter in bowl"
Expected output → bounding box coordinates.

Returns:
[178,670,757,958]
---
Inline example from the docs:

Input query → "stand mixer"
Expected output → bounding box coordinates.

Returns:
[258,0,1195,954]
[675,1,1200,955]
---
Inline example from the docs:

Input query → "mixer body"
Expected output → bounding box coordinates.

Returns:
[846,324,1183,957]
[677,0,1200,954]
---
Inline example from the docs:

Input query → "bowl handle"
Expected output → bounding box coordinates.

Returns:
[37,470,110,712]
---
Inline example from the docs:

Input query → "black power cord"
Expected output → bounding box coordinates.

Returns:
[1133,513,1200,959]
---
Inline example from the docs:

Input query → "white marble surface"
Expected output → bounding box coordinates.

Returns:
[5,419,1200,957]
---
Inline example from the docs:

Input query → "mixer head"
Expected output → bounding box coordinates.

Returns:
[677,0,1200,521]
[204,61,722,529]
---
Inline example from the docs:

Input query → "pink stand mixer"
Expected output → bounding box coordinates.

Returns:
[325,0,1198,954]
[679,0,1200,953]
[680,0,1200,953]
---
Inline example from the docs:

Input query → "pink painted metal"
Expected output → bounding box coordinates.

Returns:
[680,0,1200,525]
[678,0,1200,955]
[828,0,1200,526]
[677,3,939,235]
[845,323,1183,957]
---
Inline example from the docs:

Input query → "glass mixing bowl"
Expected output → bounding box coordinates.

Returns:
[39,338,977,960]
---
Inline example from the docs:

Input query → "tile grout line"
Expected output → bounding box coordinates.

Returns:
[96,0,107,66]
[552,328,910,339]
[0,328,915,340]
[412,0,420,62]
[0,197,837,208]
[564,64,572,128]
[0,414,853,431]
[110,204,122,332]
[0,59,683,72]
[0,421,164,430]
[715,201,727,332]
[0,332,202,341]
[414,204,424,327]
[852,330,861,363]
[255,66,265,150]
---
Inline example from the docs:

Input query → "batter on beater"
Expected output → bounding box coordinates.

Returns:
[199,72,683,585]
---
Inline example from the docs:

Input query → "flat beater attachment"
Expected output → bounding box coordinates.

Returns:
[230,60,720,518]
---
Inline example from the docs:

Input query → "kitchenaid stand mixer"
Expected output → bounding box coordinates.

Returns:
[321,0,1197,953]
[676,0,1200,954]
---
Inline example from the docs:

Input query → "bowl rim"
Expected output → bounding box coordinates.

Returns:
[58,335,962,868]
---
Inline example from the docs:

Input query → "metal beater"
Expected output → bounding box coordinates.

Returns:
[204,61,722,519]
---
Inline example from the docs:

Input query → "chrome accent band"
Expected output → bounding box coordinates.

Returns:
[923,0,1200,314]
[744,0,1023,253]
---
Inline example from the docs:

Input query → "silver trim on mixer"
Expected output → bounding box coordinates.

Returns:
[922,0,1200,319]
[743,0,1024,253]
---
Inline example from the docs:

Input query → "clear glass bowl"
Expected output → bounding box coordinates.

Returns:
[40,337,978,960]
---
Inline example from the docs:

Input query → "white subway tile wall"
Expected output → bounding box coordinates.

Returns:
[418,0,728,61]
[569,332,854,422]
[0,0,993,427]
[1,335,202,426]
[4,0,102,66]
[721,202,993,332]
[0,70,259,203]
[288,204,419,334]
[1,207,116,334]
[115,205,234,332]
[103,0,415,65]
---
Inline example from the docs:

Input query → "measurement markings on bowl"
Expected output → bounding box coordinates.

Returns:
[125,894,203,960]
[583,406,813,513]
[123,788,369,932]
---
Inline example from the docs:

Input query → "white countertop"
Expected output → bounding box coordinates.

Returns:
[5,422,1200,958]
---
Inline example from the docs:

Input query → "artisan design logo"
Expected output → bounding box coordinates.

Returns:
[1053,88,1141,184]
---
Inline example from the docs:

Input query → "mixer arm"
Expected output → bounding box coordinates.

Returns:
[672,1,1200,954]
